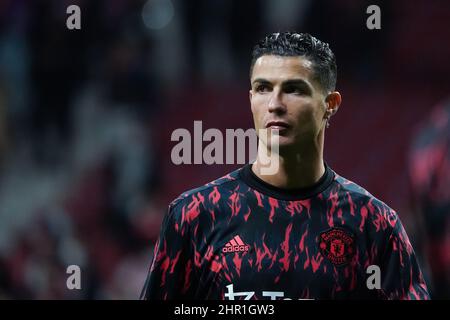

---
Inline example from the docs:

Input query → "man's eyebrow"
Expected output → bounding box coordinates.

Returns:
[252,78,312,87]
[282,79,311,87]
[252,78,271,85]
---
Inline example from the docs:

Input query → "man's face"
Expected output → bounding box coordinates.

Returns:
[250,55,330,151]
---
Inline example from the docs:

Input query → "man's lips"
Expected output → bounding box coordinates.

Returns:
[265,121,290,129]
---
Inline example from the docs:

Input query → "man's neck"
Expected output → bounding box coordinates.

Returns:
[251,146,325,190]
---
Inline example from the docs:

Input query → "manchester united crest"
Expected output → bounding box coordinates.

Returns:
[319,228,355,266]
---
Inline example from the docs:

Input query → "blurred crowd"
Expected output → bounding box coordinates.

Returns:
[0,0,164,299]
[0,0,448,299]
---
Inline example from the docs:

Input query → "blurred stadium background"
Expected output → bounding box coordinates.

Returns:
[0,0,448,299]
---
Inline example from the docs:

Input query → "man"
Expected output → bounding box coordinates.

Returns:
[141,32,430,300]
[408,98,450,299]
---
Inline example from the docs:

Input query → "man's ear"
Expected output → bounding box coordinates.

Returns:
[249,89,253,102]
[325,91,342,117]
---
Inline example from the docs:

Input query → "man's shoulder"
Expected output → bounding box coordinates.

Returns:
[168,166,243,212]
[333,171,398,229]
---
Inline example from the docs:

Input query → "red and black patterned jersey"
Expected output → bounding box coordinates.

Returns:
[141,164,430,300]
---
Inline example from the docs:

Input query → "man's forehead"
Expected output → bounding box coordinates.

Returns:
[252,55,314,81]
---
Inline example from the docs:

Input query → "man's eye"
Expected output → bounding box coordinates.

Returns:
[256,85,270,92]
[285,86,305,95]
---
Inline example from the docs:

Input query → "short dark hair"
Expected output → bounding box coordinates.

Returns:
[250,32,337,92]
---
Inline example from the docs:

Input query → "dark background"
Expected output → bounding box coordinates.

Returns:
[0,0,448,299]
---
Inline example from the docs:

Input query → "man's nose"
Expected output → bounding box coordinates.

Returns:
[268,89,286,113]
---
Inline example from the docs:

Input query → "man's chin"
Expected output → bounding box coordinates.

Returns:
[266,137,295,151]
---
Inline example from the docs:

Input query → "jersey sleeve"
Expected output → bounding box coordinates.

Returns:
[380,218,430,300]
[140,202,197,300]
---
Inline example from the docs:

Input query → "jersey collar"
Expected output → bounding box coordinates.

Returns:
[239,162,335,201]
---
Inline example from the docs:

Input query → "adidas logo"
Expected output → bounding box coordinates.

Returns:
[222,235,250,253]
